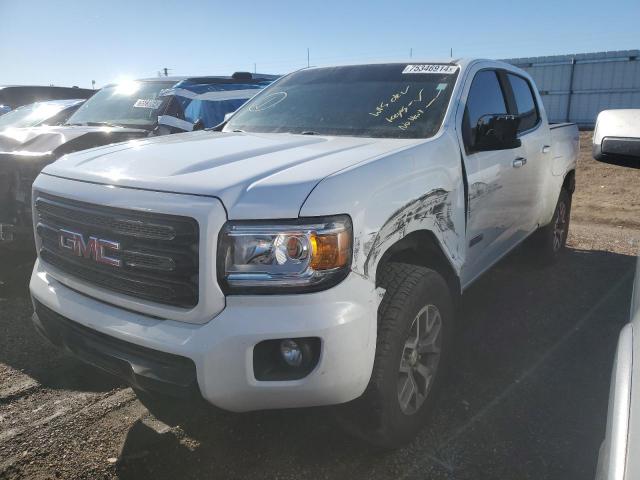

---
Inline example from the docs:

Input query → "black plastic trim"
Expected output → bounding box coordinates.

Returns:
[593,138,640,169]
[32,300,199,398]
[601,137,640,158]
[253,337,321,381]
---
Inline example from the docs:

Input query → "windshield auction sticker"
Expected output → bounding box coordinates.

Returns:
[133,98,163,109]
[402,64,458,74]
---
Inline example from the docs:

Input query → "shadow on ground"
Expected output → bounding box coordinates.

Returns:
[0,250,123,393]
[107,245,635,480]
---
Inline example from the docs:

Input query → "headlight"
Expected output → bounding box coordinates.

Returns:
[218,215,352,293]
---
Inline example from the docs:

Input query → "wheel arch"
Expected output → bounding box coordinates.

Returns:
[563,169,576,193]
[374,230,461,299]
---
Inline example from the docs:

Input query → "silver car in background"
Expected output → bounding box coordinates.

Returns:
[0,99,85,130]
[595,109,640,480]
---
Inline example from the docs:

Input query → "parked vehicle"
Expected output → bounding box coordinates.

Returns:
[29,59,579,446]
[593,109,640,169]
[0,85,94,113]
[594,109,640,480]
[0,73,275,244]
[0,99,85,131]
[596,258,640,480]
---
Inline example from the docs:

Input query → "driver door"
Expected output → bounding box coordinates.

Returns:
[458,69,528,287]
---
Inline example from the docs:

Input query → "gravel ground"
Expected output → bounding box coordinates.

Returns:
[0,132,638,479]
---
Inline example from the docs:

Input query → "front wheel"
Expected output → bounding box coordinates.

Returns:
[337,262,454,448]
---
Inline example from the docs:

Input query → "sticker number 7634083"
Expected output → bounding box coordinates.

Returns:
[402,64,458,74]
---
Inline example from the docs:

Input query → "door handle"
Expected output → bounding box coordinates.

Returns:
[542,145,551,154]
[512,157,527,168]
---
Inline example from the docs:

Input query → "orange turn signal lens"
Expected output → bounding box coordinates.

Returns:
[309,230,351,270]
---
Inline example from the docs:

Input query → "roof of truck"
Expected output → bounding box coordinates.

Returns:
[136,73,279,83]
[301,58,510,70]
[0,84,93,90]
[0,85,95,108]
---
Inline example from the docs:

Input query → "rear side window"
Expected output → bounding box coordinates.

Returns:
[463,70,508,148]
[507,73,539,132]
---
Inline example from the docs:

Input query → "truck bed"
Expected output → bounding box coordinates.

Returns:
[550,122,580,176]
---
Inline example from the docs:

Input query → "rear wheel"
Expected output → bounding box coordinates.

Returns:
[337,262,454,448]
[532,188,572,264]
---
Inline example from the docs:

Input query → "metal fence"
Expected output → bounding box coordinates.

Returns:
[503,50,640,127]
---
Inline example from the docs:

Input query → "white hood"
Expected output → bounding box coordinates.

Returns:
[42,130,419,218]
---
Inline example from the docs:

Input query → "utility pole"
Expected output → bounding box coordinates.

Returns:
[307,48,310,68]
[163,67,170,77]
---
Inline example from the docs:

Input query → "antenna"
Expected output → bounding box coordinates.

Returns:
[410,47,413,58]
[307,48,310,67]
[450,48,453,58]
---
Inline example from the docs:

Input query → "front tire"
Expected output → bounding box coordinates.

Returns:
[339,262,454,448]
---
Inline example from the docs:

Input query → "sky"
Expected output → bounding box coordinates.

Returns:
[1,0,638,89]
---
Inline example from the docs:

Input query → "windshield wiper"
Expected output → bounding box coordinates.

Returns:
[64,121,124,128]
[84,121,124,128]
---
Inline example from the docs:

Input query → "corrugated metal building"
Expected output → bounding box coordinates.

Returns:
[503,50,640,127]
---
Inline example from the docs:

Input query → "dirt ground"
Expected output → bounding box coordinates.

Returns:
[0,131,638,480]
[572,131,640,232]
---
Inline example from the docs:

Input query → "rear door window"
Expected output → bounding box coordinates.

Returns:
[506,73,539,132]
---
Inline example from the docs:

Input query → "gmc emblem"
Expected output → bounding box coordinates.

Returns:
[58,229,122,267]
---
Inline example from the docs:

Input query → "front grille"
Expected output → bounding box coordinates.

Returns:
[35,193,199,308]
[36,198,176,240]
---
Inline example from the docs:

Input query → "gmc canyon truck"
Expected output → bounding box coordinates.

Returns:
[29,59,579,446]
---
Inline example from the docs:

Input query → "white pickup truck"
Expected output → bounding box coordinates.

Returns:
[29,59,579,446]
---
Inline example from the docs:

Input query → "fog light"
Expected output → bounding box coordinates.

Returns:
[280,339,303,367]
[254,337,320,381]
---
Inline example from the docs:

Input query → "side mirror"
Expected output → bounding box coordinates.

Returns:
[473,114,521,152]
[223,111,236,123]
[593,109,640,169]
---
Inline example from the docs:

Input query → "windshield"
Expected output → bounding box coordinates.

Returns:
[0,101,74,129]
[224,64,459,138]
[67,80,174,128]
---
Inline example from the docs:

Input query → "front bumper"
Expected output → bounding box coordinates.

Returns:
[30,260,378,411]
[33,300,199,397]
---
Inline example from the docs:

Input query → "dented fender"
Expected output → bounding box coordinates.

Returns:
[300,130,466,284]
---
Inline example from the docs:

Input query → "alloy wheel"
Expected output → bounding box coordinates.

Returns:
[397,304,442,415]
